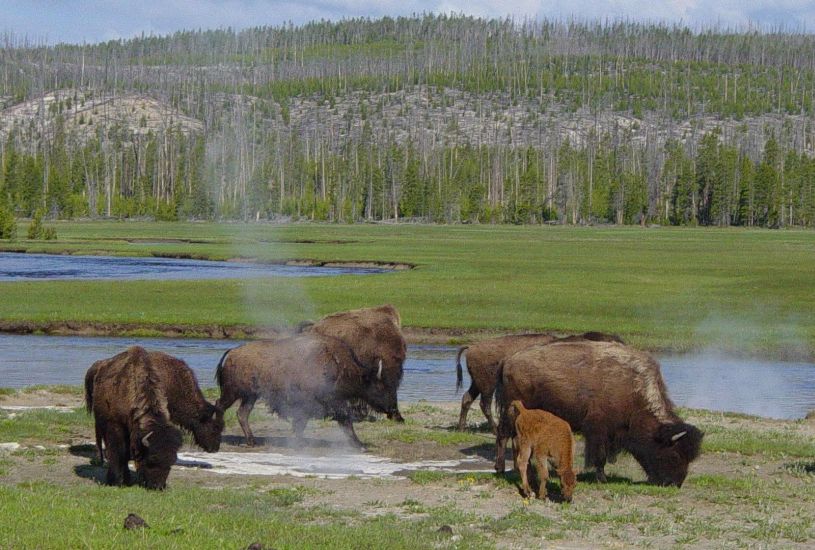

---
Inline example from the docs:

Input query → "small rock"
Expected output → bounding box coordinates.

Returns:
[437,525,453,535]
[0,442,20,452]
[246,544,265,550]
[124,513,149,530]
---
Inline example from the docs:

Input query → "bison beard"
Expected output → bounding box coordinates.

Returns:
[495,340,703,487]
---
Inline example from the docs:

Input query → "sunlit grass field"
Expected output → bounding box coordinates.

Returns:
[1,221,814,353]
[0,399,813,548]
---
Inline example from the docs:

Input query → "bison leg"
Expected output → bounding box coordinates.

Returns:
[479,393,497,434]
[582,419,609,483]
[337,415,365,450]
[94,421,105,465]
[457,383,479,431]
[292,416,308,447]
[494,410,514,473]
[516,440,533,498]
[533,448,551,499]
[236,396,258,447]
[104,425,130,486]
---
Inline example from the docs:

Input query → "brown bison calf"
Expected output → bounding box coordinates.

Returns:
[511,401,576,502]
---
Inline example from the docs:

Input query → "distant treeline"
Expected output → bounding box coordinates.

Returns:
[1,126,813,227]
[1,15,815,227]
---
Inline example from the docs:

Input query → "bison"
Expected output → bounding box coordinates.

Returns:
[495,340,703,487]
[511,400,576,502]
[86,349,223,463]
[215,333,399,448]
[456,332,624,432]
[85,346,182,489]
[456,333,558,432]
[302,304,406,422]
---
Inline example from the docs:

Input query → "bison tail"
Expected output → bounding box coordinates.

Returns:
[214,349,231,389]
[84,372,94,414]
[455,346,469,392]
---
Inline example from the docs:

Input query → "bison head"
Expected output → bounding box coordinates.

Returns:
[192,403,224,453]
[360,358,403,421]
[135,424,182,490]
[639,422,704,487]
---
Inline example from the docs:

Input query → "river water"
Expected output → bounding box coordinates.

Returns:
[0,334,812,420]
[0,252,388,281]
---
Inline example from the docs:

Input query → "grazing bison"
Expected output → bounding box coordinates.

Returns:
[215,333,399,448]
[495,340,703,487]
[456,332,624,432]
[85,346,182,489]
[511,400,576,502]
[147,351,224,452]
[304,304,407,422]
[86,350,223,462]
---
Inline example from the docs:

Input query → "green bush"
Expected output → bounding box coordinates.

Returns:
[0,204,17,240]
[26,210,57,240]
[27,210,44,239]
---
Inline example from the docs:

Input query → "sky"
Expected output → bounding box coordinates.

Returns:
[3,0,813,45]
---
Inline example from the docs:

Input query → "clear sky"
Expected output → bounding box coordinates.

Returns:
[3,1,811,45]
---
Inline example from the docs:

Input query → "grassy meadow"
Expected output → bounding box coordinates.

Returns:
[0,395,813,548]
[1,221,815,353]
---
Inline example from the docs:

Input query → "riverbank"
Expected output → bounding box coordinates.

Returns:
[0,388,813,548]
[2,221,815,357]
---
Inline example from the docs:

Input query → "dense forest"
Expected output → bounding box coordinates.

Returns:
[1,15,815,227]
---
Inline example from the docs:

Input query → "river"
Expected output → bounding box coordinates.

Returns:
[0,334,812,419]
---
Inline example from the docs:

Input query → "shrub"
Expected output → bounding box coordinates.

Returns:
[27,210,44,239]
[26,210,57,240]
[0,204,17,240]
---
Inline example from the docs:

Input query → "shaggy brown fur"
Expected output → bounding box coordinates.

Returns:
[214,338,283,446]
[305,304,406,422]
[455,331,624,432]
[216,333,398,448]
[495,341,703,487]
[87,350,224,459]
[147,351,224,452]
[456,333,558,432]
[85,346,182,489]
[510,401,576,502]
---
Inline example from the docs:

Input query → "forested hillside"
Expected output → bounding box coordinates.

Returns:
[1,15,815,226]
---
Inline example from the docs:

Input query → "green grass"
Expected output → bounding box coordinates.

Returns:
[21,385,85,396]
[700,425,815,457]
[0,398,813,547]
[1,221,814,353]
[0,483,477,549]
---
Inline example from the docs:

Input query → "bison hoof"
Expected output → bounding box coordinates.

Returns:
[595,471,607,483]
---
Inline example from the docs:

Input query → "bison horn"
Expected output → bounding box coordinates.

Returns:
[671,431,687,442]
[141,431,154,447]
[377,359,383,380]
